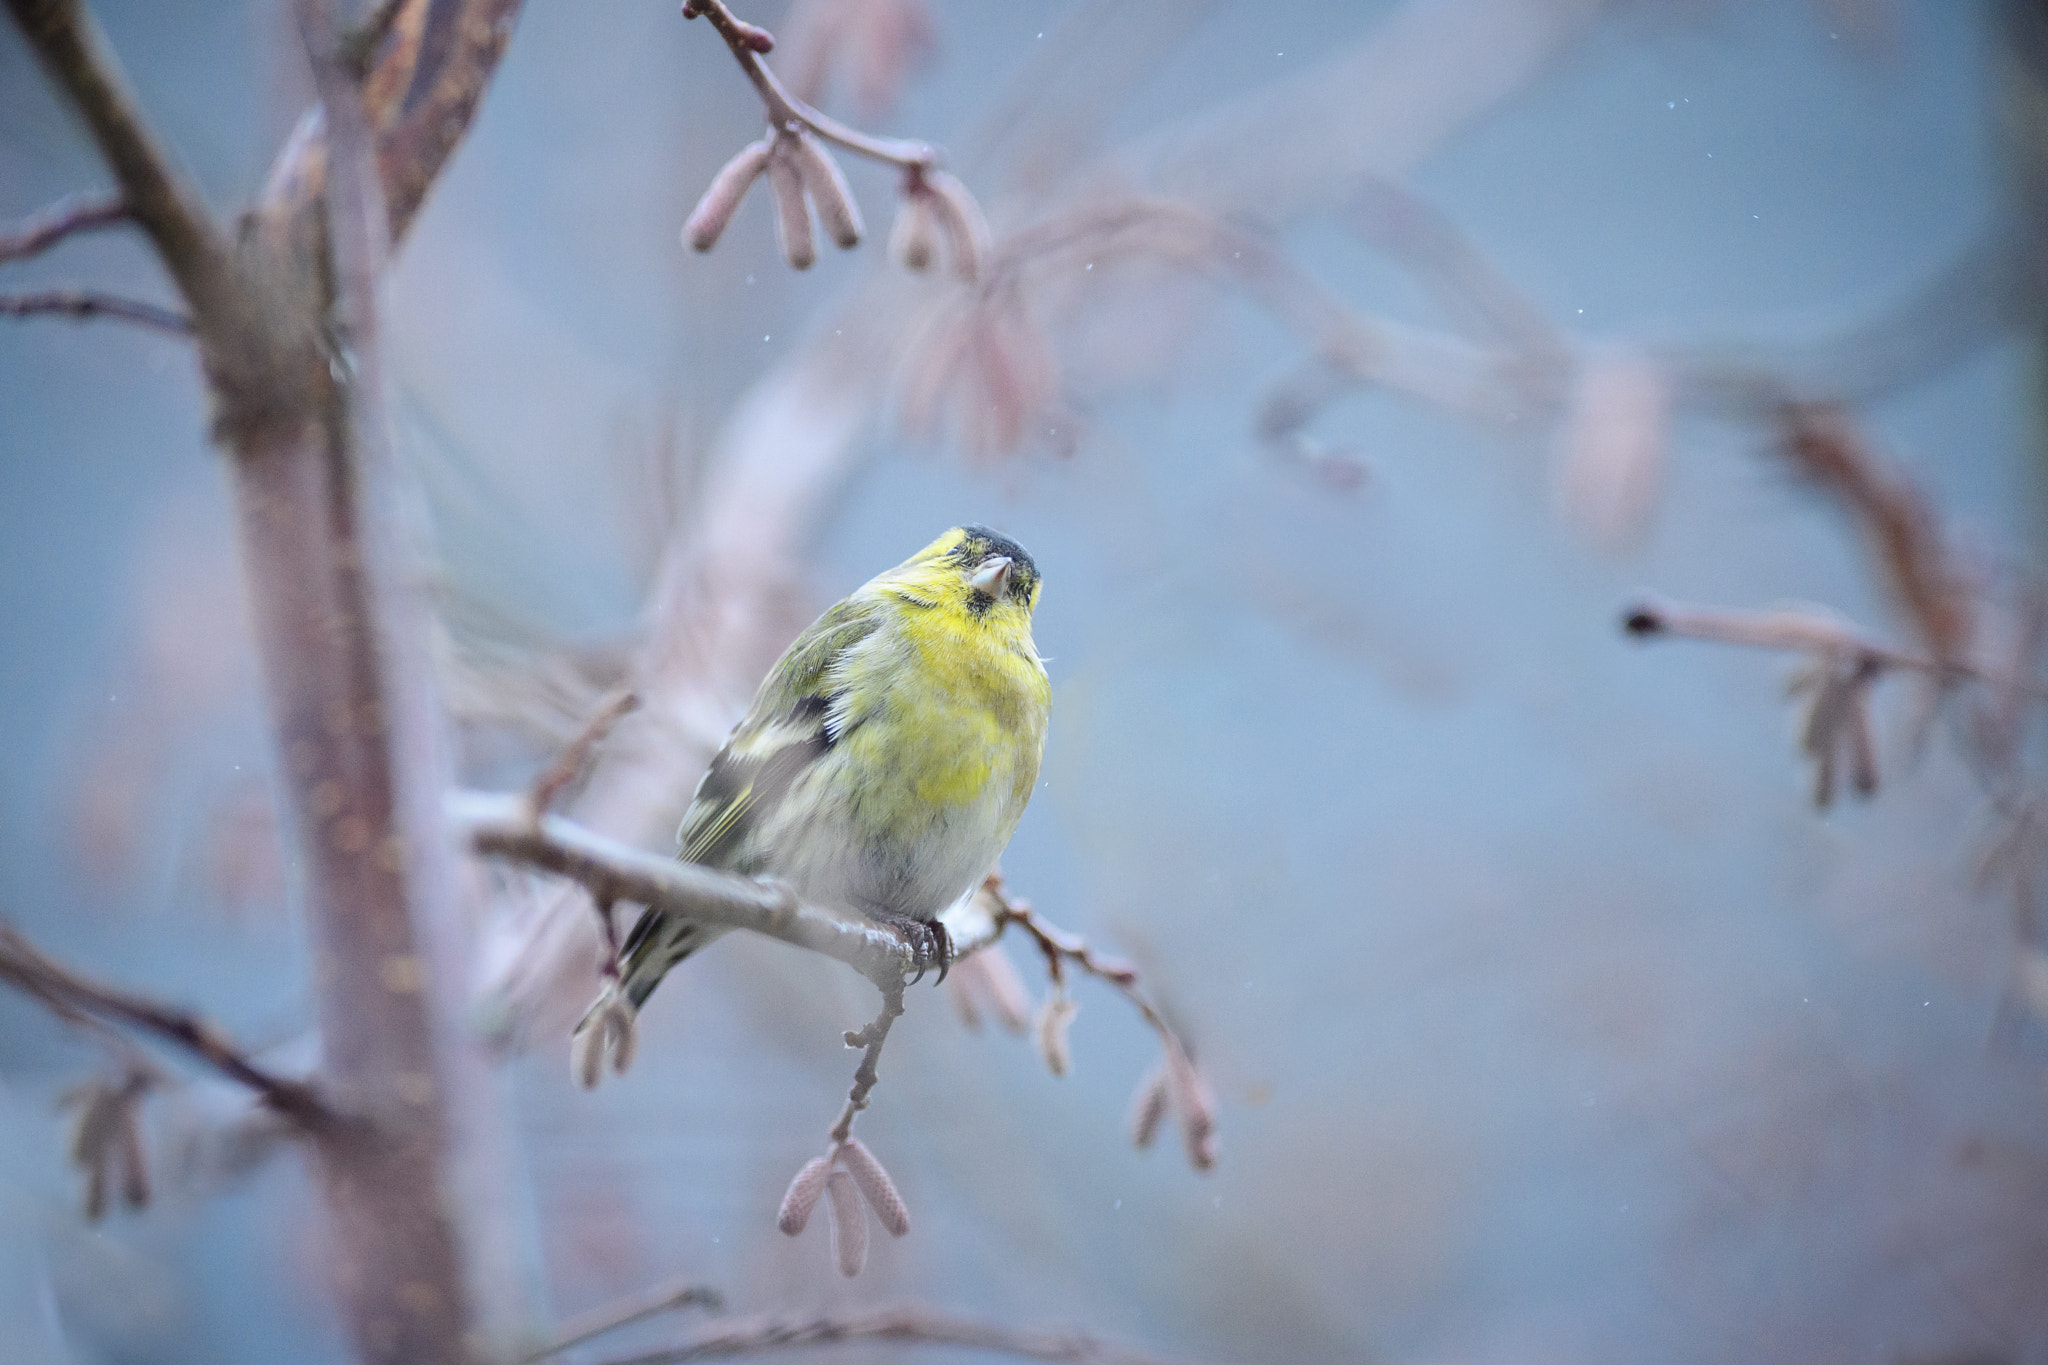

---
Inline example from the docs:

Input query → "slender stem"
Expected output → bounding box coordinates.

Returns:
[522,1281,723,1363]
[584,1303,1221,1365]
[686,0,937,170]
[980,875,1182,1048]
[0,288,191,334]
[525,688,640,822]
[827,986,905,1143]
[0,190,127,263]
[0,922,332,1128]
[2,0,237,322]
[1621,596,2048,701]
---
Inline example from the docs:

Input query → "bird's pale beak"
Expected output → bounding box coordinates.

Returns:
[969,556,1013,597]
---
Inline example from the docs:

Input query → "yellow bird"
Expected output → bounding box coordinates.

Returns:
[588,526,1050,1029]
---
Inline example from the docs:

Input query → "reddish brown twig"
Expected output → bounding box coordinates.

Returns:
[524,688,640,822]
[0,190,128,263]
[977,873,1217,1169]
[0,921,330,1129]
[683,0,937,172]
[827,984,905,1144]
[0,288,191,334]
[1776,401,1973,670]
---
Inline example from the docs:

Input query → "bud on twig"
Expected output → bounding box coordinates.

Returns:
[890,192,939,272]
[920,170,991,282]
[1793,653,1881,809]
[974,944,1034,1034]
[1126,1063,1170,1151]
[838,1136,910,1236]
[63,1071,151,1220]
[571,990,640,1088]
[777,1155,833,1235]
[1035,992,1077,1077]
[826,1167,868,1276]
[789,129,863,249]
[898,168,989,281]
[684,139,772,252]
[767,142,816,270]
[571,1021,606,1090]
[1162,1041,1218,1172]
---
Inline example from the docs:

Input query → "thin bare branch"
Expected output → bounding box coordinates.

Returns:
[585,1303,1220,1365]
[0,288,191,334]
[827,986,905,1144]
[0,190,127,263]
[684,0,937,171]
[0,921,331,1128]
[979,873,1176,1046]
[452,791,998,989]
[1622,598,1932,673]
[523,1281,723,1363]
[525,688,640,822]
[1620,597,2048,701]
[975,873,1216,1169]
[3,0,237,322]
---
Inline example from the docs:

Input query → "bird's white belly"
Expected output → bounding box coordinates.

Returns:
[755,747,1014,921]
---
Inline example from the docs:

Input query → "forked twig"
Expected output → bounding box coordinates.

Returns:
[684,0,936,171]
[0,922,330,1129]
[0,190,128,263]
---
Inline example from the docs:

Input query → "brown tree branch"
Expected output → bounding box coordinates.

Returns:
[0,288,191,334]
[375,0,522,235]
[2,0,246,329]
[0,922,332,1128]
[0,190,127,263]
[583,1303,1220,1365]
[453,791,967,990]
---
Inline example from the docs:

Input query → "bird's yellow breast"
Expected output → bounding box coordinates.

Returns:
[831,585,1050,824]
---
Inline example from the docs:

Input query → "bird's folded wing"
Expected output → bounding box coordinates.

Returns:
[675,596,883,868]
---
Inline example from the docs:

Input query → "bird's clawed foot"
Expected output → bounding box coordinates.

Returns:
[873,913,951,985]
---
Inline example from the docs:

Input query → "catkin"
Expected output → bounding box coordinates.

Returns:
[683,140,771,252]
[767,144,816,270]
[777,1155,834,1235]
[838,1137,910,1236]
[790,130,862,249]
[826,1167,868,1276]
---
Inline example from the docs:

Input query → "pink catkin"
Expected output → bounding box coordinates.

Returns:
[683,140,771,252]
[826,1167,869,1275]
[777,1155,833,1235]
[767,146,816,270]
[838,1137,910,1236]
[789,131,863,249]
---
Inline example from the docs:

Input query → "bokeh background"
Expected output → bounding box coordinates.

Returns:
[2,1,2044,1362]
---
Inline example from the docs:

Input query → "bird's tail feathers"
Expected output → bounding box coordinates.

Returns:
[574,909,710,1037]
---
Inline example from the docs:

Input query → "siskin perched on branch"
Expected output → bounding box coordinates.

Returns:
[575,526,1052,1072]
